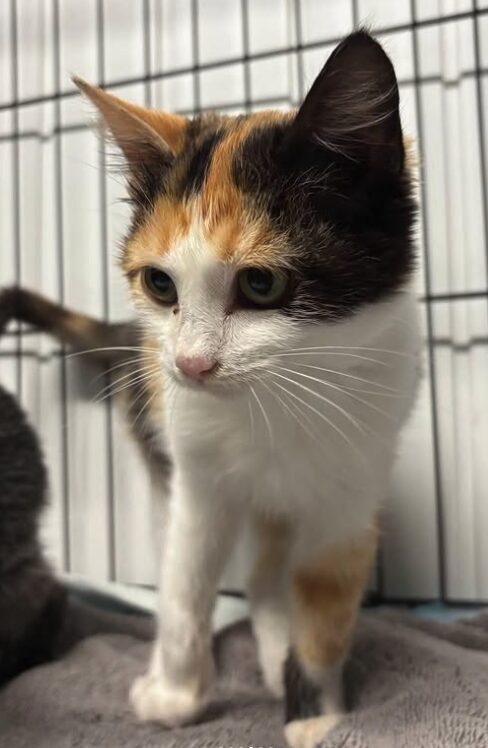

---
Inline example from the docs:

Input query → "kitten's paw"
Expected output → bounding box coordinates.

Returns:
[130,673,208,727]
[284,714,342,748]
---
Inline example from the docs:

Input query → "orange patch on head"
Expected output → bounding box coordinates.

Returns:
[196,110,294,270]
[122,197,192,275]
[207,210,288,270]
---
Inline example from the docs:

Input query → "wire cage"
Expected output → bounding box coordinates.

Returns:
[0,0,487,604]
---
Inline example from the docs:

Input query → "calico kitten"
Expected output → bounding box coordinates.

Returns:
[5,30,421,746]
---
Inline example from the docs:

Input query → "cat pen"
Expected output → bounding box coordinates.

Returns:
[2,2,488,747]
[0,0,488,613]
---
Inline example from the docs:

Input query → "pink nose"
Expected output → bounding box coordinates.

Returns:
[175,354,217,382]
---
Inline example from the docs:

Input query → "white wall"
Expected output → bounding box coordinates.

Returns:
[1,0,487,602]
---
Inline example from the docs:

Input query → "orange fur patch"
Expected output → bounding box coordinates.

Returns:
[123,198,192,274]
[250,515,291,589]
[198,111,293,268]
[292,528,378,670]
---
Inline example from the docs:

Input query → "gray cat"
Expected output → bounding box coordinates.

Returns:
[0,381,67,685]
[0,312,151,687]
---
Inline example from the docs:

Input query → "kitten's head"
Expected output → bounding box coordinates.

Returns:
[76,31,415,391]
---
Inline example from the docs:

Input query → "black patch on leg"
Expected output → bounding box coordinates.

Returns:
[284,648,322,724]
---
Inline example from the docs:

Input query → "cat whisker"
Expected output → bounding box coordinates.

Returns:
[267,375,365,464]
[94,366,161,404]
[131,388,158,433]
[90,354,155,383]
[267,379,384,455]
[271,364,398,427]
[247,399,255,443]
[249,383,274,449]
[269,381,391,447]
[95,362,160,401]
[269,350,393,368]
[272,362,401,394]
[268,369,367,436]
[127,376,154,419]
[261,378,321,445]
[277,345,416,359]
[166,379,180,431]
[66,345,156,360]
[270,363,401,399]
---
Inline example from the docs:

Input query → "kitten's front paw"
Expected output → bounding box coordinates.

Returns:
[284,715,342,748]
[130,673,208,727]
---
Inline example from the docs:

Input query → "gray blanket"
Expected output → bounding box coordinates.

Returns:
[1,605,488,748]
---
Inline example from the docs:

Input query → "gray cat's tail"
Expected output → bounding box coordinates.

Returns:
[0,286,138,367]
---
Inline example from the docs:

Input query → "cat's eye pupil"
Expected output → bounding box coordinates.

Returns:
[247,269,273,296]
[143,267,177,305]
[150,269,170,292]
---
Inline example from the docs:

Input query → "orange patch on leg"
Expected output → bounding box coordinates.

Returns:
[292,528,378,672]
[251,515,291,579]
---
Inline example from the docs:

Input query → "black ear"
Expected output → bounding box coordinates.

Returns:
[291,31,404,172]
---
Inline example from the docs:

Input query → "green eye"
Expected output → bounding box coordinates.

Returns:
[237,268,289,308]
[142,267,177,305]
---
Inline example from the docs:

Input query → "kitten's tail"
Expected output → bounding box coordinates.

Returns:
[0,286,138,366]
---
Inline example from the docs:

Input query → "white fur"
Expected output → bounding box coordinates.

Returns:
[130,222,422,727]
[285,714,343,748]
[249,545,290,697]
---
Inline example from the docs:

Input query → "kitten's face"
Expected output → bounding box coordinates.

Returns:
[122,111,314,389]
[76,32,415,391]
[126,185,301,389]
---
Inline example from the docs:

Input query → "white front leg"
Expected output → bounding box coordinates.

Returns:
[131,467,240,726]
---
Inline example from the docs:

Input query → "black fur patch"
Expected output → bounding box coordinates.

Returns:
[284,648,322,724]
[127,149,174,233]
[233,122,416,322]
[183,128,225,196]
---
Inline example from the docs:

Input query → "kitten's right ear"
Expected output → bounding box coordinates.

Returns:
[73,77,187,204]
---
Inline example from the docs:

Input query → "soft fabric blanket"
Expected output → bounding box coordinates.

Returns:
[1,602,488,748]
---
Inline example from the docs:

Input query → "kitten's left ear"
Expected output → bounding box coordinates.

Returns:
[290,31,404,172]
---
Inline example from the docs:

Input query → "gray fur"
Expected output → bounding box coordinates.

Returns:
[0,383,67,684]
[0,356,153,686]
